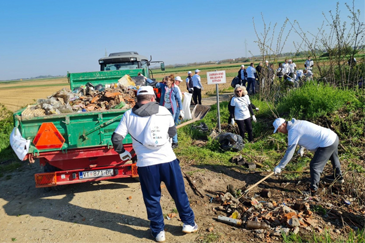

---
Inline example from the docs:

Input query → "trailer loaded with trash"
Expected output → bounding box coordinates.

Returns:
[10,68,158,188]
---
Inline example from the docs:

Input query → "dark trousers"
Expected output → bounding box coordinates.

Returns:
[235,118,253,142]
[310,136,342,190]
[193,87,202,105]
[138,159,195,237]
[240,79,247,87]
[247,78,256,94]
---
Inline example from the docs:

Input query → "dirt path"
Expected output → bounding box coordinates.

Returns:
[0,161,199,243]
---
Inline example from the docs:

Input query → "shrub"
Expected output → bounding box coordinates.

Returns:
[276,82,360,120]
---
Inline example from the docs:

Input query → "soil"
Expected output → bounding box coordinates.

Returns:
[1,157,363,243]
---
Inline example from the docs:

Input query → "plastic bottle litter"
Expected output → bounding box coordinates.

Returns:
[246,220,269,230]
[112,102,126,110]
[217,216,242,226]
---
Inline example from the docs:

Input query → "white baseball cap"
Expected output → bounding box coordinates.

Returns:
[195,69,200,73]
[265,60,268,63]
[273,118,286,133]
[241,65,245,68]
[188,71,192,74]
[175,76,183,82]
[137,86,155,96]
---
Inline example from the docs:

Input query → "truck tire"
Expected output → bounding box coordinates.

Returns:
[43,163,60,172]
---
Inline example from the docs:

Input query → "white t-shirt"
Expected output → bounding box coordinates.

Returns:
[288,121,337,151]
[175,85,182,101]
[304,70,313,78]
[246,66,256,78]
[230,95,251,120]
[305,59,314,69]
[114,107,176,167]
[164,87,172,109]
[276,67,284,77]
[289,63,296,73]
[282,63,289,74]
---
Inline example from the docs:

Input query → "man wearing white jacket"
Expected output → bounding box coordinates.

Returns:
[273,118,343,195]
[112,86,197,242]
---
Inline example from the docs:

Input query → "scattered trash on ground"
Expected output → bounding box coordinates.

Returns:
[216,132,245,151]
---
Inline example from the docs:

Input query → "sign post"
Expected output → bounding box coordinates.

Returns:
[206,70,226,133]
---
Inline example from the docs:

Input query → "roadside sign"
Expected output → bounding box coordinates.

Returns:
[207,70,226,85]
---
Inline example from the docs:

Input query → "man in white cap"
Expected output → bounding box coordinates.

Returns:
[112,86,197,242]
[272,118,343,195]
[192,69,203,105]
[174,76,183,100]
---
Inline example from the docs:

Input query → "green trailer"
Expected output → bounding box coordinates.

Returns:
[13,68,154,188]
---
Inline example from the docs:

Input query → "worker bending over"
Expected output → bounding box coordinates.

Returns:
[273,118,344,195]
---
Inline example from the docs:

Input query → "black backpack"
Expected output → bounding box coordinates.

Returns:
[231,76,240,88]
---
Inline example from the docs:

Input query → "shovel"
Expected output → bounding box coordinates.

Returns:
[176,104,211,129]
[238,172,275,201]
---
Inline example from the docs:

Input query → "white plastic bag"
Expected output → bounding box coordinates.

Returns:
[10,127,30,160]
[182,92,192,120]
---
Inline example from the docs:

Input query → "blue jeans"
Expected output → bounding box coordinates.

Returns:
[247,78,255,94]
[168,108,178,143]
[138,159,195,237]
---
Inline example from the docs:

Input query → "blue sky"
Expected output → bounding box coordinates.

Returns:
[0,0,364,80]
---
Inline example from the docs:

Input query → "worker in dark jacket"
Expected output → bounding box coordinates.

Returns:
[237,65,247,86]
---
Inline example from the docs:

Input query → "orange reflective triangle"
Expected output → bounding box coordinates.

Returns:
[33,123,65,149]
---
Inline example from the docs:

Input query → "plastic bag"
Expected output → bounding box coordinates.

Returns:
[231,76,240,88]
[94,84,104,91]
[118,75,136,87]
[217,132,245,151]
[131,76,146,86]
[182,92,192,120]
[10,127,30,160]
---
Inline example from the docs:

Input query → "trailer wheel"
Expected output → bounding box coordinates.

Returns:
[44,163,60,172]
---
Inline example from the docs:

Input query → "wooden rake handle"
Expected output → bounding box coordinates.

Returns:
[244,172,275,194]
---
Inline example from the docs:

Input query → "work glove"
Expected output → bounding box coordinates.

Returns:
[297,146,305,157]
[252,115,257,123]
[231,118,235,126]
[274,166,281,175]
[119,150,132,161]
[255,107,259,111]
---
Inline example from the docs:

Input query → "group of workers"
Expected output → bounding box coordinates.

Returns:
[111,57,344,242]
[236,56,315,94]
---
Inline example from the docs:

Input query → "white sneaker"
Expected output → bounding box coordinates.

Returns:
[182,222,198,233]
[155,231,165,242]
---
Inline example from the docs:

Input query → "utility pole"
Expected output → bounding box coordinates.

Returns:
[105,49,108,57]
